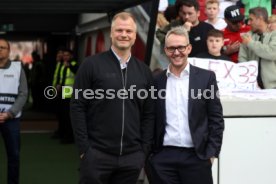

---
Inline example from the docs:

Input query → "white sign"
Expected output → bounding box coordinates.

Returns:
[189,57,259,90]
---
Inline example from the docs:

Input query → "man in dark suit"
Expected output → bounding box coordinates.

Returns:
[147,26,224,184]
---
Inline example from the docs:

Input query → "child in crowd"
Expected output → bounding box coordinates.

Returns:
[196,29,231,61]
[205,0,227,30]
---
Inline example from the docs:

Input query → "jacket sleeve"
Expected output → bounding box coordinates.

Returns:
[206,72,224,158]
[156,20,182,44]
[140,68,155,156]
[247,31,276,61]
[70,59,92,155]
[8,67,28,117]
[238,41,249,62]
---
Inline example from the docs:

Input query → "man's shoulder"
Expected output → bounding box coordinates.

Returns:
[198,21,214,29]
[83,50,111,65]
[154,69,167,82]
[169,19,184,27]
[190,64,215,76]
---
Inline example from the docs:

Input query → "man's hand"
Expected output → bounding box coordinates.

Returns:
[241,33,252,45]
[224,41,240,55]
[0,112,12,123]
[184,22,193,32]
[80,153,85,159]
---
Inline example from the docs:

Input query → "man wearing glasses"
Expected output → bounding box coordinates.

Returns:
[146,26,224,184]
[222,5,250,63]
[0,38,28,184]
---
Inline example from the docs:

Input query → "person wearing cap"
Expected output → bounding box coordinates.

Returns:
[238,7,276,89]
[222,5,250,63]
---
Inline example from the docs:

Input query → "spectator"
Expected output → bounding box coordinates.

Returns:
[205,0,227,30]
[196,29,231,61]
[239,7,276,89]
[156,0,214,57]
[223,5,250,63]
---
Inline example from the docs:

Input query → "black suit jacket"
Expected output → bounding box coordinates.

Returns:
[153,64,224,160]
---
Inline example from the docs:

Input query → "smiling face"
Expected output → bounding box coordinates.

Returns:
[110,16,136,53]
[164,33,192,70]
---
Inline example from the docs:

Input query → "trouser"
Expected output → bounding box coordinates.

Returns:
[60,98,73,141]
[0,118,20,184]
[79,148,145,184]
[146,146,213,184]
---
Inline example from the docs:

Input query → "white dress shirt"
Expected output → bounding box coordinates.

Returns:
[163,63,194,148]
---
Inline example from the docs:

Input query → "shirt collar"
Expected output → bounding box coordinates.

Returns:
[111,48,131,69]
[166,62,190,78]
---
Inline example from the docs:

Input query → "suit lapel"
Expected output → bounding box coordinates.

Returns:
[159,70,167,126]
[188,65,199,117]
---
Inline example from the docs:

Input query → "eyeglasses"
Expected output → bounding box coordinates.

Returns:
[165,44,190,53]
[0,46,9,50]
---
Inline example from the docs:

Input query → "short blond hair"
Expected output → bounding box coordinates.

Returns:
[269,15,276,24]
[205,0,219,7]
[111,12,137,31]
[165,26,190,45]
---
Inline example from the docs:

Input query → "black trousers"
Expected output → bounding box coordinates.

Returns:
[146,147,213,184]
[79,148,145,184]
[0,118,20,184]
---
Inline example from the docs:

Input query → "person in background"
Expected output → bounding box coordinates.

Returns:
[239,7,276,89]
[205,0,227,30]
[157,0,169,28]
[147,26,224,184]
[51,48,64,139]
[196,29,231,61]
[0,38,28,184]
[268,14,276,31]
[222,5,250,63]
[70,12,154,184]
[156,0,214,57]
[54,49,78,143]
[30,51,46,110]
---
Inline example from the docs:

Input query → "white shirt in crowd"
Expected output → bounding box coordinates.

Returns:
[205,18,227,30]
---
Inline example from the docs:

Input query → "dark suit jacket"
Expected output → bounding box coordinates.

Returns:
[153,64,224,160]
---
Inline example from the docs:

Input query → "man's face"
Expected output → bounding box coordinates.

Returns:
[179,5,200,25]
[164,34,192,69]
[248,14,261,33]
[0,40,10,62]
[63,51,72,62]
[110,17,136,51]
[226,19,242,32]
[56,50,63,62]
[205,3,219,20]
[207,36,224,55]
